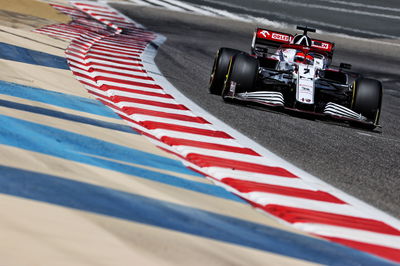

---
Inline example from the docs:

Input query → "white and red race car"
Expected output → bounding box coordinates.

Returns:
[209,26,382,129]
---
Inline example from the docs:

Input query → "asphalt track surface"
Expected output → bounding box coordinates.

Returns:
[112,3,400,218]
[159,0,400,39]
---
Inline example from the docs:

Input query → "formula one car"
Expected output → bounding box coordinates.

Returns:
[208,26,382,129]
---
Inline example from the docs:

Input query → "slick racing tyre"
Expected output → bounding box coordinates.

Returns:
[351,78,382,127]
[222,53,259,101]
[209,47,241,95]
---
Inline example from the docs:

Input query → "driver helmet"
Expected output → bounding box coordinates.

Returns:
[294,51,314,65]
[292,34,312,46]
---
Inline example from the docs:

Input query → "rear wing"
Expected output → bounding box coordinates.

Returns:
[252,28,293,49]
[310,38,335,56]
[251,27,335,57]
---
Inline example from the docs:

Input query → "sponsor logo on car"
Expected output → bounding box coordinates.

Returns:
[312,40,332,51]
[257,29,292,43]
[271,33,289,42]
[259,30,270,38]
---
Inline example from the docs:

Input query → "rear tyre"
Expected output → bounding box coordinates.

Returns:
[222,53,259,101]
[209,48,242,95]
[351,78,382,129]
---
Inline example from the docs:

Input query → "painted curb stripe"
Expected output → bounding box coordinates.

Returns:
[161,137,260,155]
[33,2,400,263]
[264,205,400,236]
[221,178,346,204]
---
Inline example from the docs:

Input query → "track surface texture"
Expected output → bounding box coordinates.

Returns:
[147,0,400,39]
[112,3,400,219]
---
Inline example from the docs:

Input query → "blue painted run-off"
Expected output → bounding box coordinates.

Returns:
[0,112,238,198]
[0,80,119,118]
[0,97,136,134]
[0,166,391,266]
[0,42,69,69]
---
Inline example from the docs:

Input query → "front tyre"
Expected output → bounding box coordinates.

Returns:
[351,78,382,128]
[209,48,242,95]
[222,53,259,101]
